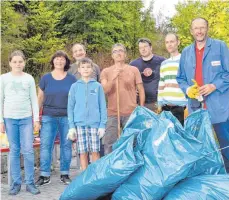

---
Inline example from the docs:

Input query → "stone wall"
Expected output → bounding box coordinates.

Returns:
[1,147,41,174]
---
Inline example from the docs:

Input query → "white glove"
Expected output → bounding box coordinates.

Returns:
[98,128,105,139]
[66,128,77,141]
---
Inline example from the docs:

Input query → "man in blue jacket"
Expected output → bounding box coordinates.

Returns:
[177,17,229,172]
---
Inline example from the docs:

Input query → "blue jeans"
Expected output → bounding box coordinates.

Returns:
[4,117,34,185]
[40,116,72,176]
[213,119,229,173]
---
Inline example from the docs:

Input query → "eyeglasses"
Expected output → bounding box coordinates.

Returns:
[192,27,207,31]
[112,49,125,54]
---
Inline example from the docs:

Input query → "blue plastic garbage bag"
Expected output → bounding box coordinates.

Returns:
[112,113,202,200]
[160,110,226,175]
[123,106,158,130]
[164,175,229,200]
[160,111,203,152]
[184,109,226,175]
[59,135,144,200]
[112,106,159,151]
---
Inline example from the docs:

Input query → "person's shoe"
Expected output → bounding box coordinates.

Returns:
[8,184,21,195]
[26,184,40,195]
[60,175,71,185]
[35,176,51,186]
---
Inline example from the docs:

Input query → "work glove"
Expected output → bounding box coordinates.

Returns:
[186,79,199,98]
[66,128,77,141]
[186,79,203,101]
[97,128,105,139]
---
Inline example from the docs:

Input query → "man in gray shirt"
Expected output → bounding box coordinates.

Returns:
[68,43,100,81]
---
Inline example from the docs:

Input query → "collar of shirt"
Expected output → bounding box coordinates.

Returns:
[170,54,181,61]
[195,45,205,54]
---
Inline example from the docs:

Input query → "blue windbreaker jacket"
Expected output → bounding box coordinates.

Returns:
[68,79,107,128]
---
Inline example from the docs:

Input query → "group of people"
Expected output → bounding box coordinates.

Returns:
[0,17,229,196]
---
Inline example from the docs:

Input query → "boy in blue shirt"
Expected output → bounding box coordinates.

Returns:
[67,58,107,170]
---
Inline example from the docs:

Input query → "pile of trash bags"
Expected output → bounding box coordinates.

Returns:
[164,175,229,200]
[60,107,229,200]
[60,134,144,200]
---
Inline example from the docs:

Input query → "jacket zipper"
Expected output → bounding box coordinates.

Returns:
[85,82,89,150]
[85,82,88,126]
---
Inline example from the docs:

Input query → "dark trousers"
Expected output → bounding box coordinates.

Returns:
[100,140,104,157]
[103,116,129,155]
[162,105,185,126]
[213,119,229,173]
[144,102,158,113]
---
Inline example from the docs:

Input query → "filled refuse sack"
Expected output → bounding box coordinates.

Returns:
[164,175,229,200]
[161,109,226,176]
[59,135,144,200]
[112,116,202,200]
[123,105,158,130]
[113,106,159,152]
[184,109,226,175]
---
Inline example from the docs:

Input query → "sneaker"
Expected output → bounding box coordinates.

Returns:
[60,175,71,185]
[26,184,40,195]
[35,176,51,186]
[8,184,21,195]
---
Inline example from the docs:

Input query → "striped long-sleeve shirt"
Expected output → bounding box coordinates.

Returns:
[158,54,187,107]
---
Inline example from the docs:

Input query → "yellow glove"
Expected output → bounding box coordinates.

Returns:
[186,79,200,99]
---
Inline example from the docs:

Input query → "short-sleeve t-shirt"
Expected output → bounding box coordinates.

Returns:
[130,55,165,103]
[39,72,76,116]
[100,65,142,116]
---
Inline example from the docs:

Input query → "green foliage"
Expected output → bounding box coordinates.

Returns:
[1,1,27,73]
[205,1,229,45]
[2,0,227,80]
[139,1,165,57]
[1,0,159,80]
[171,0,229,50]
[1,1,66,80]
[22,1,66,80]
[53,1,161,57]
[55,1,147,54]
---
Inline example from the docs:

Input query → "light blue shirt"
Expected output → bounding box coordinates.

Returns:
[0,72,39,122]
